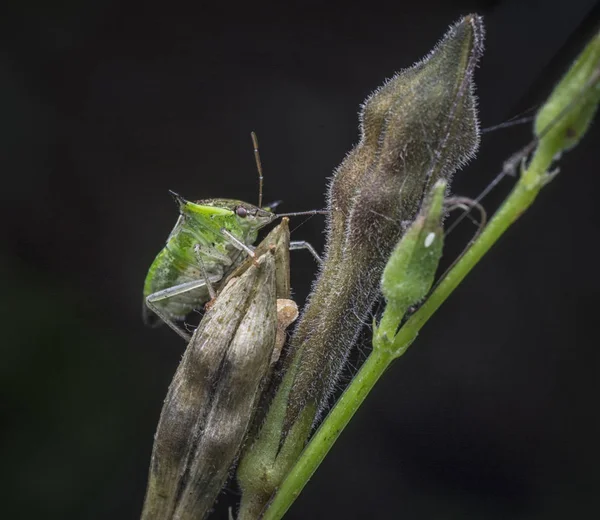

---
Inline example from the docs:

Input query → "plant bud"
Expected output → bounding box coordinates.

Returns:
[236,18,485,518]
[375,180,446,354]
[534,29,600,153]
[284,14,484,429]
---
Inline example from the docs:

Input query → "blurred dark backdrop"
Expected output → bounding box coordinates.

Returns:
[2,1,599,519]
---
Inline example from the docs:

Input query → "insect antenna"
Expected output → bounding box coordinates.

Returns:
[480,103,539,135]
[276,209,329,218]
[480,115,535,134]
[251,131,264,208]
[250,131,328,219]
[448,64,600,238]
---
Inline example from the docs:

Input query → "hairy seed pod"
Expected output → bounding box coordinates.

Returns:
[284,15,484,428]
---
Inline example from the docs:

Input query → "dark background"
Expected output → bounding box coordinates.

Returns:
[2,0,599,519]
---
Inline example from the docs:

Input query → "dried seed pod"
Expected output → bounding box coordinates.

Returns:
[141,221,295,520]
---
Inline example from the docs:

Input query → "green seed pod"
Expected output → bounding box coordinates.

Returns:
[141,221,295,520]
[534,29,600,153]
[380,181,446,315]
[284,14,484,428]
[375,180,446,355]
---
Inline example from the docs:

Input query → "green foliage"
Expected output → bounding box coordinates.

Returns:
[375,180,445,356]
[534,30,600,153]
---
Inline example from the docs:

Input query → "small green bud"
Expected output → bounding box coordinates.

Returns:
[534,29,600,153]
[381,180,445,315]
[375,180,445,357]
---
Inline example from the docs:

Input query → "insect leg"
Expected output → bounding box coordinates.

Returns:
[289,240,322,264]
[193,244,217,300]
[192,241,240,300]
[220,228,320,265]
[146,276,221,341]
[193,244,234,266]
[220,228,256,257]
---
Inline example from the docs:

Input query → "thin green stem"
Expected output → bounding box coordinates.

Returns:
[261,351,393,520]
[393,142,553,343]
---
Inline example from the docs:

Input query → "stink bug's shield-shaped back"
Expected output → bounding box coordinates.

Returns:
[141,219,296,520]
[143,194,277,339]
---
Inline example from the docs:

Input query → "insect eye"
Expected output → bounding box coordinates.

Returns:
[236,206,248,218]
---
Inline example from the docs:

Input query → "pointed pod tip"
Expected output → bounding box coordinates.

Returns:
[426,180,447,223]
[356,13,485,184]
[438,13,485,84]
[465,14,485,60]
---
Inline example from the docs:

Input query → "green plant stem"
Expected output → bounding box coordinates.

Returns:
[261,142,555,520]
[261,350,393,520]
[396,139,553,341]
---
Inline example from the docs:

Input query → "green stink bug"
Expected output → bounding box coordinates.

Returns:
[143,132,321,340]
